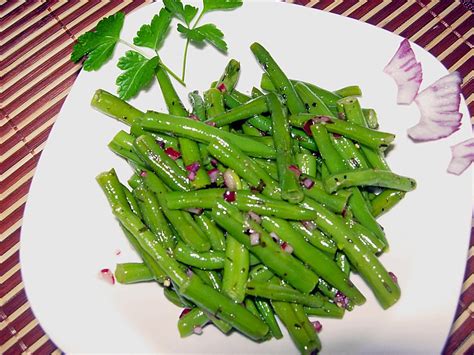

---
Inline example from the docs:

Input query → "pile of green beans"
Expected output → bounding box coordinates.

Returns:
[93,42,416,354]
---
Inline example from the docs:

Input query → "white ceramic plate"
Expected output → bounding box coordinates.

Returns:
[21,2,472,354]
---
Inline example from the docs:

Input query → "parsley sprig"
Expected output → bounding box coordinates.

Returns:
[71,0,242,100]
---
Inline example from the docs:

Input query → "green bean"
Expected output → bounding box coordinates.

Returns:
[212,200,319,293]
[267,93,304,203]
[242,122,263,136]
[296,148,317,177]
[371,190,406,218]
[194,212,226,252]
[343,218,386,255]
[141,111,276,158]
[156,65,209,189]
[294,82,334,117]
[204,88,225,118]
[261,74,341,111]
[222,235,249,303]
[138,169,211,252]
[302,179,351,214]
[261,217,365,306]
[245,297,263,319]
[329,134,370,170]
[133,135,190,192]
[304,303,345,319]
[179,275,269,340]
[334,85,362,97]
[348,188,388,250]
[115,262,154,284]
[91,89,144,125]
[311,123,349,173]
[299,197,399,308]
[254,159,279,180]
[122,184,142,218]
[192,268,222,291]
[249,264,274,282]
[289,221,337,255]
[363,108,378,129]
[177,307,209,337]
[130,125,180,150]
[206,95,268,127]
[166,189,318,220]
[336,252,350,277]
[188,91,207,121]
[174,241,224,270]
[290,114,395,151]
[251,43,305,114]
[164,287,192,308]
[97,171,189,287]
[246,280,326,308]
[133,185,176,251]
[216,59,240,93]
[317,278,338,299]
[324,169,417,194]
[108,131,144,166]
[253,298,283,339]
[252,86,264,98]
[128,173,142,189]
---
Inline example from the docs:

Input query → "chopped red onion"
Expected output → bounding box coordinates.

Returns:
[332,133,342,139]
[99,268,115,285]
[179,308,192,319]
[408,72,462,141]
[217,82,227,93]
[447,138,474,175]
[186,269,194,277]
[207,168,220,183]
[312,320,323,333]
[288,165,302,177]
[210,158,218,167]
[114,249,121,256]
[223,169,238,191]
[205,121,217,127]
[187,207,203,215]
[140,170,148,177]
[303,120,314,136]
[302,177,315,189]
[193,326,203,335]
[313,116,333,124]
[186,161,200,173]
[247,211,262,224]
[188,171,196,181]
[281,242,294,254]
[301,220,316,231]
[388,272,398,284]
[384,39,422,104]
[223,190,236,202]
[188,113,200,121]
[269,232,280,243]
[341,207,348,218]
[156,140,165,149]
[334,291,349,309]
[165,147,181,160]
[163,278,171,287]
[250,233,260,246]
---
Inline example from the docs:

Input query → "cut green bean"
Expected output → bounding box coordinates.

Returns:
[141,111,276,158]
[216,59,240,93]
[267,93,304,203]
[363,108,378,129]
[174,241,225,270]
[261,217,365,305]
[115,262,154,284]
[251,43,305,115]
[371,190,406,218]
[206,95,268,127]
[188,91,207,121]
[91,89,144,125]
[177,307,209,337]
[324,169,417,194]
[296,148,317,177]
[194,212,226,252]
[212,200,319,293]
[302,180,351,214]
[334,85,362,97]
[254,298,283,339]
[289,221,337,255]
[133,135,190,192]
[222,235,249,303]
[164,287,192,308]
[192,268,222,291]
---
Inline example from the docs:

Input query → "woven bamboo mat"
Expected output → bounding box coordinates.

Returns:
[1,1,472,353]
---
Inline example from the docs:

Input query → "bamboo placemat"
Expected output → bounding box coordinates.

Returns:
[1,1,472,353]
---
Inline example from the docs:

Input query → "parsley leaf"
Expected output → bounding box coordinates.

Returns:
[71,12,124,71]
[178,23,227,52]
[133,8,172,51]
[164,0,198,26]
[116,51,160,100]
[203,0,243,13]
